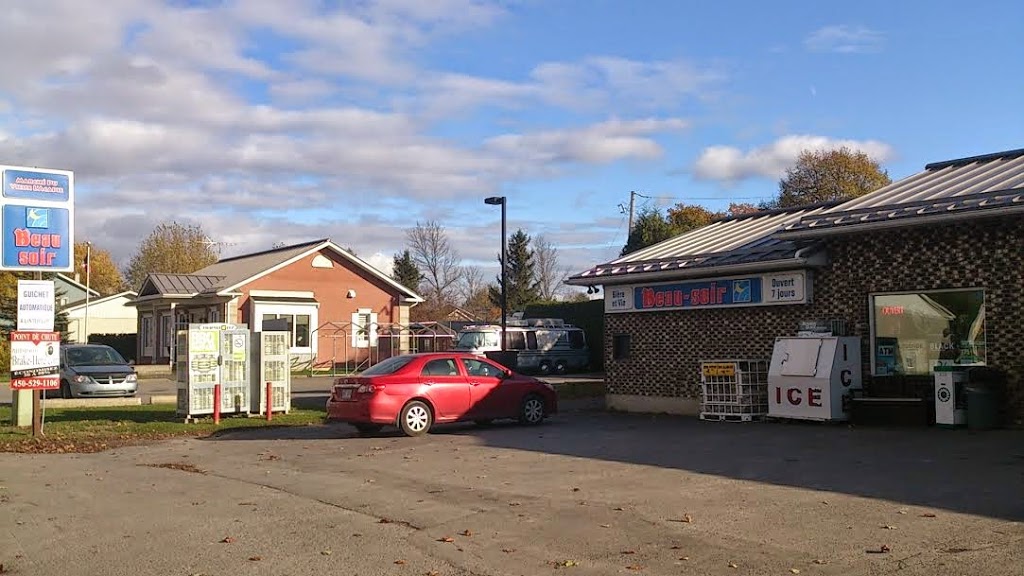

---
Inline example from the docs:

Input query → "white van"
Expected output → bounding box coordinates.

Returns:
[453,318,590,375]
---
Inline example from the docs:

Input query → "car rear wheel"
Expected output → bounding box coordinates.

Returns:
[354,423,383,435]
[399,400,433,436]
[519,394,545,425]
[554,360,567,375]
[60,380,72,400]
[538,361,552,375]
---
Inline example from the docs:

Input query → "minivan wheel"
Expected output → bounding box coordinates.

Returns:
[399,400,433,436]
[519,394,545,425]
[538,361,552,375]
[60,380,73,400]
[554,360,567,375]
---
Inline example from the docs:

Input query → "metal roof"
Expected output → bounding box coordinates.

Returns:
[567,204,834,285]
[141,273,223,296]
[193,239,326,294]
[782,148,1024,236]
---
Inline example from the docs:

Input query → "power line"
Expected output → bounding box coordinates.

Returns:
[633,192,771,201]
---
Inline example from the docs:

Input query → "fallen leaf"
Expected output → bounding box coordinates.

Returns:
[220,536,236,544]
[613,507,625,511]
[437,536,455,543]
[897,509,908,515]
[790,569,801,574]
[394,560,406,565]
[679,556,690,561]
[881,545,891,553]
[424,572,440,576]
[866,545,891,554]
[920,513,937,518]
[625,565,642,571]
[600,524,611,528]
[502,548,516,553]
[572,487,580,492]
[321,549,332,556]
[670,546,681,550]
[621,550,636,555]
[728,562,738,568]
[821,500,830,505]
[379,518,393,524]
[238,502,256,506]
[508,502,521,507]
[812,559,828,565]
[552,559,578,568]
[248,556,262,562]
[882,525,897,530]
[459,529,472,537]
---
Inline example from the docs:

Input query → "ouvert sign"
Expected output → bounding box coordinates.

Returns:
[604,270,811,313]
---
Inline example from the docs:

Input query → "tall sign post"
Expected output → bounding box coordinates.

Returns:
[2,165,74,432]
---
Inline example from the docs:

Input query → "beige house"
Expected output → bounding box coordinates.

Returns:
[63,291,139,343]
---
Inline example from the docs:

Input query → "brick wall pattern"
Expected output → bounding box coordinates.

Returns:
[604,216,1024,421]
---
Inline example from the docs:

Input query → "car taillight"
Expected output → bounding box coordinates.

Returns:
[357,383,385,394]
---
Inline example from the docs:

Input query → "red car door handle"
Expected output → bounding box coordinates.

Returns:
[470,381,480,386]
[424,381,435,386]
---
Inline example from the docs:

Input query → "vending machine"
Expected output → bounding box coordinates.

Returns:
[933,365,967,427]
[768,336,862,421]
[176,323,251,420]
[250,330,292,415]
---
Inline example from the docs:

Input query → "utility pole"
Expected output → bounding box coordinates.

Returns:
[627,190,636,232]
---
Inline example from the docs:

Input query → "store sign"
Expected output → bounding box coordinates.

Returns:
[1,165,75,273]
[605,270,811,313]
[702,363,737,377]
[9,331,61,390]
[17,279,55,332]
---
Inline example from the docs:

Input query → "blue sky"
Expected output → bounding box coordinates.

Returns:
[0,0,1021,291]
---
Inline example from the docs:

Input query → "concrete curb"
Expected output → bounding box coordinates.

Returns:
[148,394,177,405]
[43,397,143,409]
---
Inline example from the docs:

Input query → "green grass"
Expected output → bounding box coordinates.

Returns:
[0,403,327,453]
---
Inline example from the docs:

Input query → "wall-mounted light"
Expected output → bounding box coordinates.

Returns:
[346,289,356,299]
[586,285,601,294]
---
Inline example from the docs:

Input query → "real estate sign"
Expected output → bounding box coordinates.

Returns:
[9,331,61,390]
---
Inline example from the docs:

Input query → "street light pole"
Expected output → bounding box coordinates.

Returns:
[484,196,507,351]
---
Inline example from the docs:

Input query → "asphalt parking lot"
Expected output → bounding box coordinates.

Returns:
[1,409,1022,575]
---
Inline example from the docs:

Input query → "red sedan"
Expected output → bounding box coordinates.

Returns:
[326,352,558,436]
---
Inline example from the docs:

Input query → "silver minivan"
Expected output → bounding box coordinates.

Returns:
[57,344,138,399]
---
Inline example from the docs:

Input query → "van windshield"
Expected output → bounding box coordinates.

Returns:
[455,331,500,349]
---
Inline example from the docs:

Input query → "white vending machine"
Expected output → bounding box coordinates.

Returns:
[933,366,967,426]
[176,323,251,420]
[250,330,292,415]
[768,336,862,421]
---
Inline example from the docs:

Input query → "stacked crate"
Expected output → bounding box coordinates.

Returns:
[699,359,769,421]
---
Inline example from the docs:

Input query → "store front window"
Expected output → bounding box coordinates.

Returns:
[871,289,986,376]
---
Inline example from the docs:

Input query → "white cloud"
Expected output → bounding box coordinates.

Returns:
[692,135,895,183]
[805,25,885,54]
[486,118,690,164]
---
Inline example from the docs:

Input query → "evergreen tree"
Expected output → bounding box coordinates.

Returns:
[489,229,541,314]
[391,249,423,294]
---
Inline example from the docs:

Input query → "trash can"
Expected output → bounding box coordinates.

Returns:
[484,350,519,372]
[966,385,999,430]
[965,366,1005,431]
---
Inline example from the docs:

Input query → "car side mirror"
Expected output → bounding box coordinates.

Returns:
[128,359,136,366]
[503,369,513,379]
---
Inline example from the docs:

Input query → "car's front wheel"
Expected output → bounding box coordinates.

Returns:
[519,394,545,425]
[399,400,433,436]
[60,380,73,400]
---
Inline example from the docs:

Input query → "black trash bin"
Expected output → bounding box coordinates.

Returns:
[965,366,1005,431]
[485,350,519,371]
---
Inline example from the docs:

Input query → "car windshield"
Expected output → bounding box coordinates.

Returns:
[455,331,499,349]
[66,346,127,367]
[358,355,415,376]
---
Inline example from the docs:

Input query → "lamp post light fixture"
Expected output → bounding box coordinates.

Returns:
[484,196,507,350]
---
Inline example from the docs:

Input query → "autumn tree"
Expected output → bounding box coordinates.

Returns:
[405,220,462,313]
[727,202,762,216]
[391,250,422,295]
[74,242,126,296]
[774,147,891,208]
[489,229,540,314]
[124,221,220,290]
[666,204,725,233]
[620,207,675,256]
[533,234,568,302]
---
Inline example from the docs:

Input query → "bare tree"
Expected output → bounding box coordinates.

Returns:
[458,265,486,305]
[406,220,462,308]
[534,234,569,301]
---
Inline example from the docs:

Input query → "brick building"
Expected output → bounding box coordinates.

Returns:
[130,239,423,368]
[568,148,1024,424]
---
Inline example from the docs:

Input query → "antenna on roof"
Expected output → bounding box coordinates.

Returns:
[200,237,237,251]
